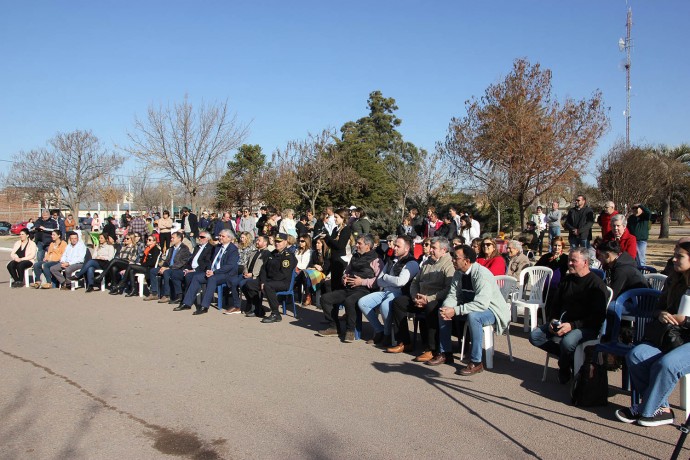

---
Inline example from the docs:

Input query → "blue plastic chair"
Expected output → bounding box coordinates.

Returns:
[594,288,661,397]
[216,283,226,311]
[278,269,299,318]
[637,265,657,275]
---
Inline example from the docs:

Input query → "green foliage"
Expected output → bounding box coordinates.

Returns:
[216,144,266,209]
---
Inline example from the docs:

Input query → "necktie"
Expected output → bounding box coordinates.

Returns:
[170,246,178,265]
[214,247,225,270]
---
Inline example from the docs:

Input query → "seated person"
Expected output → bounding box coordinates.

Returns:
[112,234,162,296]
[477,238,506,276]
[178,229,239,315]
[357,235,419,348]
[389,236,455,360]
[144,231,192,303]
[535,236,569,318]
[75,234,115,292]
[517,221,539,253]
[7,228,37,287]
[301,236,330,307]
[616,237,690,427]
[32,230,67,288]
[241,232,296,323]
[506,239,530,279]
[173,232,215,307]
[433,244,510,375]
[95,234,140,292]
[600,214,637,260]
[316,234,382,342]
[50,231,87,289]
[529,247,608,383]
[238,235,271,315]
[596,239,647,300]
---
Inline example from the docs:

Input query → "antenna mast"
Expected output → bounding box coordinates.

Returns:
[620,7,633,149]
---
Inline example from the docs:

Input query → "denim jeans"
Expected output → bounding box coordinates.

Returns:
[548,226,561,246]
[79,259,103,287]
[34,260,59,284]
[568,235,590,249]
[636,240,648,266]
[358,290,397,335]
[627,342,690,417]
[529,324,597,370]
[439,309,496,363]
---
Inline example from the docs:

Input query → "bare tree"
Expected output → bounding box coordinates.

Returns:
[382,141,424,215]
[438,58,609,227]
[274,129,362,214]
[597,141,657,210]
[124,96,249,212]
[411,149,453,210]
[8,130,124,215]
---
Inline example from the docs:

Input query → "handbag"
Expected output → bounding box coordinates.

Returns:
[644,319,690,353]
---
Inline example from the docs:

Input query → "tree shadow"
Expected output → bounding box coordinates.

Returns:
[371,360,684,458]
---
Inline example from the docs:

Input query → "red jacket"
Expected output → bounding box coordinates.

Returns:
[597,211,618,236]
[477,256,507,276]
[603,229,637,260]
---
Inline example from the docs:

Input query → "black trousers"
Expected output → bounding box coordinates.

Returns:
[391,295,440,350]
[159,233,171,253]
[242,279,290,315]
[7,260,33,282]
[123,264,149,287]
[320,287,370,332]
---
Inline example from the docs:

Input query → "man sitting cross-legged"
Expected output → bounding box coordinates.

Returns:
[388,236,455,360]
[178,229,239,315]
[435,244,510,375]
[172,231,215,310]
[144,231,191,303]
[317,234,382,343]
[357,235,419,348]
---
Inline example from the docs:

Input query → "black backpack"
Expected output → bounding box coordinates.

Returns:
[571,362,608,406]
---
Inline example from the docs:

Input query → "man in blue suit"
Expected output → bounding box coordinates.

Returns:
[179,229,239,315]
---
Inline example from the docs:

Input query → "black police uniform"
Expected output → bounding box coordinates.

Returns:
[244,248,297,318]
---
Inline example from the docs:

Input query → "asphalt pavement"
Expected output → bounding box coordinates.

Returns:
[0,249,688,459]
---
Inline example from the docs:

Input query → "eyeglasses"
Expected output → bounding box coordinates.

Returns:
[147,238,155,242]
[198,236,208,239]
[299,240,306,243]
[423,243,431,247]
[451,255,467,261]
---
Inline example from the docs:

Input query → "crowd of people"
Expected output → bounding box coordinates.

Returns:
[5,196,689,428]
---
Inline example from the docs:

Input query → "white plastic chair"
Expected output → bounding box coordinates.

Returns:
[70,269,105,292]
[511,266,553,332]
[542,286,613,382]
[643,273,667,292]
[459,275,517,369]
[680,374,689,421]
[24,266,35,287]
[136,252,161,297]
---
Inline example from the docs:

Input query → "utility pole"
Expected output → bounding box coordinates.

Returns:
[619,6,633,149]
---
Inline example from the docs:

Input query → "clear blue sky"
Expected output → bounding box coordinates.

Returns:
[1,1,688,183]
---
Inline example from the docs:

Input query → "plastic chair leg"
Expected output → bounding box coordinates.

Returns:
[136,274,146,297]
[24,268,34,287]
[483,325,494,369]
[216,284,225,311]
[542,354,550,382]
[681,374,689,421]
[506,327,514,362]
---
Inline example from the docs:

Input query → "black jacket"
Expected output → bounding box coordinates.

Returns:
[185,243,214,272]
[607,252,648,299]
[555,272,608,331]
[183,213,199,236]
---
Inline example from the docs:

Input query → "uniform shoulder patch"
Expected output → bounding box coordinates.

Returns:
[282,260,290,268]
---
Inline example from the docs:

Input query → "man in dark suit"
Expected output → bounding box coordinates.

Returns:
[237,235,272,316]
[144,231,192,303]
[181,207,199,249]
[170,231,215,309]
[178,229,240,315]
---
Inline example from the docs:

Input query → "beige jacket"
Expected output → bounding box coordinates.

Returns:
[409,252,455,303]
[11,239,37,262]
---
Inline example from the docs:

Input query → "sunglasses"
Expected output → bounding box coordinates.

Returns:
[147,238,156,242]
[299,240,306,243]
[423,243,431,247]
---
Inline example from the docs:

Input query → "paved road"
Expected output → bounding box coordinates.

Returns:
[0,251,688,459]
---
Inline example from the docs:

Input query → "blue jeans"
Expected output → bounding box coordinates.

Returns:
[439,309,496,363]
[358,290,397,335]
[548,226,561,245]
[34,260,58,284]
[568,235,590,249]
[627,342,690,417]
[636,240,648,266]
[529,324,597,370]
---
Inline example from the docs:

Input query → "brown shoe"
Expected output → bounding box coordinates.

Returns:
[157,296,170,303]
[317,327,340,337]
[458,362,484,376]
[386,343,412,353]
[414,351,434,362]
[40,283,53,289]
[31,282,41,289]
[143,294,158,301]
[426,353,454,366]
[222,307,241,315]
[60,284,71,291]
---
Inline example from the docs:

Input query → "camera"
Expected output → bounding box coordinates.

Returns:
[551,320,561,330]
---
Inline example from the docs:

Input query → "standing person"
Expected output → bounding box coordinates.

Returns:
[597,201,618,237]
[91,212,102,233]
[424,211,442,238]
[616,237,690,427]
[199,211,211,232]
[7,228,37,287]
[320,208,352,291]
[279,208,297,237]
[158,210,173,253]
[256,206,269,236]
[214,212,237,241]
[238,208,257,238]
[101,216,118,245]
[546,201,562,246]
[530,206,547,256]
[64,214,76,233]
[181,207,199,249]
[627,203,651,266]
[409,208,424,237]
[351,207,371,240]
[564,195,594,249]
[34,210,58,263]
[601,214,637,260]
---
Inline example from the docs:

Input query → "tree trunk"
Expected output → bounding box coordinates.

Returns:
[659,192,671,238]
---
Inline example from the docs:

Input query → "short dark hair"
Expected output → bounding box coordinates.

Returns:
[66,231,78,239]
[52,229,62,238]
[597,239,621,254]
[454,244,477,263]
[172,231,184,240]
[396,234,413,250]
